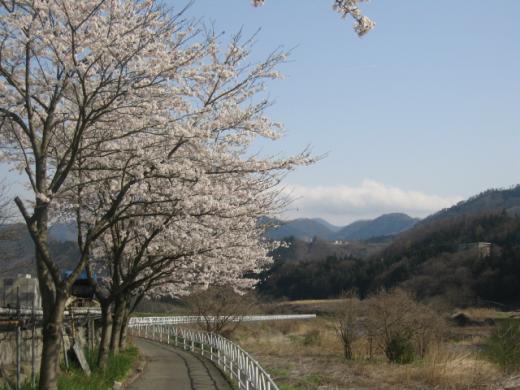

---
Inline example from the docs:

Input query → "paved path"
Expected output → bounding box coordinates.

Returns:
[128,338,233,390]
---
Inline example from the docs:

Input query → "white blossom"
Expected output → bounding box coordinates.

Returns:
[253,0,375,36]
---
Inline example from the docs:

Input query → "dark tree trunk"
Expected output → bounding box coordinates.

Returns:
[38,292,67,390]
[98,301,113,369]
[109,296,125,354]
[118,303,130,350]
[29,190,67,390]
[343,341,353,360]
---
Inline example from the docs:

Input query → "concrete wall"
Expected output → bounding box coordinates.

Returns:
[0,321,97,386]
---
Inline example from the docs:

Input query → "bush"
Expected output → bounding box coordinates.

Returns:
[385,332,415,364]
[364,289,445,363]
[333,294,362,360]
[483,319,520,372]
[185,286,257,337]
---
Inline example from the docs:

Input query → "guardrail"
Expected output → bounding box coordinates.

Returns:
[130,323,280,390]
[129,314,316,326]
[0,307,101,318]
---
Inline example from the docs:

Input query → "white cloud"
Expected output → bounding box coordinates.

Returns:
[278,180,463,225]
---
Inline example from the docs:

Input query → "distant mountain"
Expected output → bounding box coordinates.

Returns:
[334,213,420,241]
[265,218,335,241]
[49,222,77,242]
[420,185,520,226]
[312,218,341,232]
[332,220,371,240]
[265,213,419,241]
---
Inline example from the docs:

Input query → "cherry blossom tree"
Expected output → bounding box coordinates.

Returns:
[61,30,312,365]
[0,1,209,388]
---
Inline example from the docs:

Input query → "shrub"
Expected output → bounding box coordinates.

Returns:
[333,294,362,360]
[185,286,257,337]
[364,289,445,363]
[385,332,415,364]
[483,319,520,372]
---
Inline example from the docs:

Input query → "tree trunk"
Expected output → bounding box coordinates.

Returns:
[343,341,353,360]
[109,297,125,354]
[30,188,67,390]
[38,292,67,390]
[98,301,113,369]
[118,304,130,350]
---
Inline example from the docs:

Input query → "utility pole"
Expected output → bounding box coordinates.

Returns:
[16,286,20,390]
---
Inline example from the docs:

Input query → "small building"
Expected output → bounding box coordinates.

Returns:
[0,274,41,309]
[457,242,492,258]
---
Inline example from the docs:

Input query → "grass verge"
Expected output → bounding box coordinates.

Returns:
[19,346,139,390]
[483,319,520,372]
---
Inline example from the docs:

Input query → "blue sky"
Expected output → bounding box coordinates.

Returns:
[2,1,519,225]
[176,0,520,224]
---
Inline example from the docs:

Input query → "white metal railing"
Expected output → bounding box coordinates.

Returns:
[129,314,316,326]
[0,307,101,318]
[129,323,280,390]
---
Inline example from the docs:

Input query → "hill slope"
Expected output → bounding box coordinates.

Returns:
[420,185,520,226]
[259,213,520,305]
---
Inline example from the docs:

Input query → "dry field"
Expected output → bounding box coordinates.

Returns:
[232,306,520,390]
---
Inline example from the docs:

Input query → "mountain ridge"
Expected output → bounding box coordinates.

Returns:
[418,185,520,226]
[265,213,419,241]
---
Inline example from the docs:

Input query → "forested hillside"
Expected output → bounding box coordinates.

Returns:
[419,185,520,225]
[259,213,520,307]
[372,213,520,305]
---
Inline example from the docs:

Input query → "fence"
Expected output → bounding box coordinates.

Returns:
[0,307,101,318]
[129,314,316,326]
[130,323,280,390]
[0,297,100,390]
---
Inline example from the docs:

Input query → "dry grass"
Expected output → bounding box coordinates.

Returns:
[283,299,346,306]
[263,299,348,316]
[408,346,501,389]
[454,307,520,321]
[233,316,506,390]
